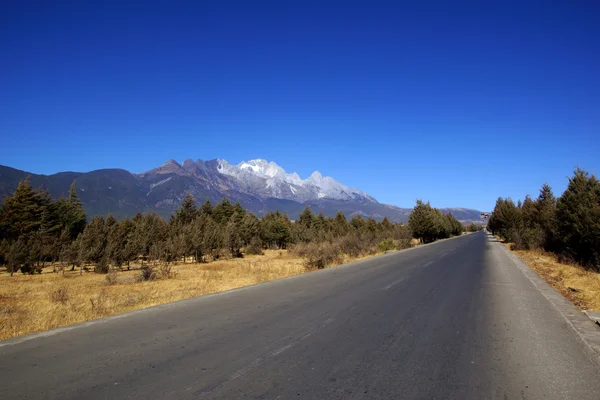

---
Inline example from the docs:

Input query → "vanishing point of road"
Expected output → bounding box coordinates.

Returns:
[1,232,600,399]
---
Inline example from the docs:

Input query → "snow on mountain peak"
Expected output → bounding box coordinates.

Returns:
[216,158,376,203]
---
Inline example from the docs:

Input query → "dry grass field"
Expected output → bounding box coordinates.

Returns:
[507,245,600,311]
[0,249,387,341]
[0,250,312,341]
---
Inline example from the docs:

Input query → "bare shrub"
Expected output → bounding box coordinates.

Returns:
[377,239,396,252]
[302,242,342,271]
[394,224,413,240]
[105,269,118,285]
[90,290,108,314]
[338,234,365,257]
[138,265,156,281]
[50,287,69,304]
[396,238,412,250]
[157,263,177,279]
[138,263,177,281]
[245,238,264,255]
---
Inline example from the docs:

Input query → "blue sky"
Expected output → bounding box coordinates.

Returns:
[1,1,598,211]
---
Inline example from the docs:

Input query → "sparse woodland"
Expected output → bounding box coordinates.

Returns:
[0,177,469,277]
[488,168,600,270]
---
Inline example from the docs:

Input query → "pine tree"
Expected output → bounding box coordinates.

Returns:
[203,216,224,260]
[199,200,213,217]
[65,180,87,239]
[521,195,537,228]
[380,217,393,232]
[79,216,108,273]
[172,193,197,226]
[225,213,243,257]
[556,169,600,268]
[107,218,128,268]
[7,235,29,276]
[1,177,43,240]
[213,198,234,225]
[408,200,438,243]
[332,211,350,237]
[240,213,261,245]
[535,183,558,250]
[350,215,366,231]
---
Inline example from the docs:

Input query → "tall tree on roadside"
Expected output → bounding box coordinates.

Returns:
[535,183,558,250]
[408,200,438,243]
[556,169,600,268]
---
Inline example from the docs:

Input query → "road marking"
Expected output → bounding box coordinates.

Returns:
[381,276,409,291]
[424,261,434,267]
[196,318,334,396]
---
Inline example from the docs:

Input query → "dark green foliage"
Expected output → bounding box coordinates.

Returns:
[261,211,292,249]
[466,223,483,232]
[487,198,523,243]
[408,200,463,244]
[0,178,87,274]
[212,198,234,225]
[490,169,599,269]
[171,193,198,226]
[79,216,108,273]
[556,169,600,268]
[225,212,244,257]
[0,177,437,277]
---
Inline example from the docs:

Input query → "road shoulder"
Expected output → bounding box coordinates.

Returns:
[491,234,600,362]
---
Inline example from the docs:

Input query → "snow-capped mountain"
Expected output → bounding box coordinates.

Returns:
[216,158,376,203]
[0,159,486,223]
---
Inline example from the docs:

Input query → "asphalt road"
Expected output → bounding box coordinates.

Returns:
[1,232,600,399]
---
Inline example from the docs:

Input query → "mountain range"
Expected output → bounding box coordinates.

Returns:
[0,159,484,223]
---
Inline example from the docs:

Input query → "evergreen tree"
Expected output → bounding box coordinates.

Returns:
[408,200,438,243]
[171,193,197,226]
[203,216,224,259]
[261,211,291,249]
[78,216,108,273]
[0,177,43,240]
[535,183,558,250]
[350,215,366,231]
[521,195,537,228]
[65,181,87,239]
[213,198,234,225]
[332,211,350,237]
[240,213,261,245]
[191,214,209,262]
[199,200,213,217]
[7,235,29,276]
[107,218,128,268]
[225,213,244,257]
[380,217,393,232]
[556,169,600,268]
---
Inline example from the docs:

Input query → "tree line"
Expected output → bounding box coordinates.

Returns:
[1,177,469,276]
[488,168,600,270]
[408,200,465,243]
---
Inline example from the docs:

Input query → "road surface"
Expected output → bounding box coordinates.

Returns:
[1,232,600,399]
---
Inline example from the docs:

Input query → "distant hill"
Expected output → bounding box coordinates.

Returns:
[0,159,485,223]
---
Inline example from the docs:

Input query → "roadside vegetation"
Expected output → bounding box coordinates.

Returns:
[0,176,467,339]
[488,168,600,310]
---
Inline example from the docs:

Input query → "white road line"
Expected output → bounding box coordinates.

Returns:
[197,318,334,396]
[424,261,434,267]
[381,276,409,291]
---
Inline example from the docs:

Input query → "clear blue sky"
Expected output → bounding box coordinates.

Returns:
[1,1,599,211]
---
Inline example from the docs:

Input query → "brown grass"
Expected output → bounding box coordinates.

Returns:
[0,250,307,341]
[506,245,600,311]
